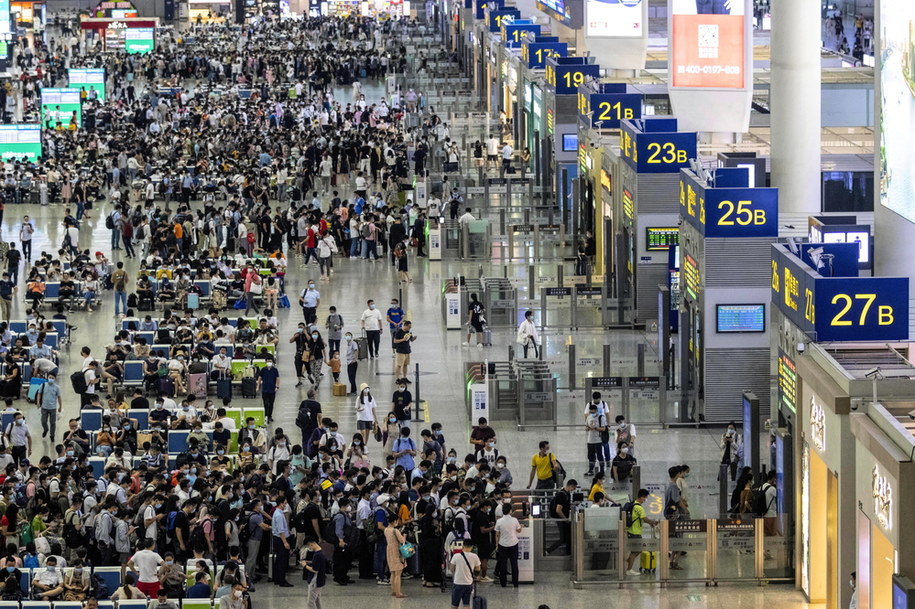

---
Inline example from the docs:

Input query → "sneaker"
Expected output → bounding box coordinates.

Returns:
[376,578,390,586]
[585,471,594,477]
[478,577,493,583]
[626,569,640,576]
[462,342,469,346]
[402,573,414,580]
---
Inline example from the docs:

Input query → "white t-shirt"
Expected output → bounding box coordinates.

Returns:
[361,308,383,331]
[355,397,377,423]
[764,482,778,517]
[450,550,480,585]
[84,369,97,394]
[130,549,162,583]
[494,515,521,547]
[143,504,157,540]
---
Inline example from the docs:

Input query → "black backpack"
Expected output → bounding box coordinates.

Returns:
[750,483,773,517]
[291,508,309,533]
[622,501,638,528]
[322,512,343,545]
[70,370,88,394]
[105,213,114,230]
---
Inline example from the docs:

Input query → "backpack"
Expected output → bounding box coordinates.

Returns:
[622,501,639,528]
[105,213,114,229]
[322,512,343,546]
[617,426,632,446]
[90,573,109,600]
[548,489,568,519]
[165,510,178,534]
[291,509,308,533]
[360,223,371,239]
[22,551,38,568]
[18,522,33,546]
[750,483,774,517]
[70,369,88,394]
[238,512,255,545]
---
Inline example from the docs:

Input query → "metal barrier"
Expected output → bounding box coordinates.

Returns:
[571,512,794,587]
[482,277,517,327]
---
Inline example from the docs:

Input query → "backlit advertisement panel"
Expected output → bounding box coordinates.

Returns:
[878,0,915,222]
[586,0,643,38]
[670,0,746,89]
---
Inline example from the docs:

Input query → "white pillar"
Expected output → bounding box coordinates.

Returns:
[769,0,821,215]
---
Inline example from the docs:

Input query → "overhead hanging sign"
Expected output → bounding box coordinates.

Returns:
[586,0,643,37]
[619,117,697,174]
[670,0,747,89]
[679,169,779,238]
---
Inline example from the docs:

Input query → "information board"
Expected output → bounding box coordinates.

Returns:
[0,125,41,160]
[679,170,779,238]
[716,304,765,333]
[68,68,106,101]
[125,28,155,54]
[40,88,82,128]
[645,226,678,251]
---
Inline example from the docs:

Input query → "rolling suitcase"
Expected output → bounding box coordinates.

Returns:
[481,329,492,347]
[157,377,176,398]
[27,378,47,403]
[241,377,257,398]
[187,292,199,310]
[356,332,368,360]
[188,372,208,397]
[472,594,487,609]
[640,551,657,573]
[216,376,232,401]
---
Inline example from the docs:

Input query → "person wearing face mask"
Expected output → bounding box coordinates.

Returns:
[343,332,360,394]
[255,357,280,423]
[479,437,500,468]
[719,422,742,481]
[391,379,412,427]
[62,558,90,600]
[267,435,291,475]
[298,279,320,325]
[31,555,64,600]
[166,353,188,396]
[360,299,383,359]
[325,306,344,356]
[304,330,327,389]
[611,442,638,483]
[4,412,31,467]
[217,581,247,609]
[37,373,62,442]
[614,415,637,458]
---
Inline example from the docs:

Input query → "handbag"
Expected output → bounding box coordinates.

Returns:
[249,281,263,295]
[550,453,566,486]
[399,541,416,559]
[373,423,382,443]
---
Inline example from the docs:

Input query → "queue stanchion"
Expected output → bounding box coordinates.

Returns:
[412,362,425,422]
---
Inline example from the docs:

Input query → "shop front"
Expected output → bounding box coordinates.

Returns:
[11,0,45,31]
[80,1,159,51]
[796,356,856,609]
[850,407,915,609]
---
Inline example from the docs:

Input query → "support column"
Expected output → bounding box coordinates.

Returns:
[770,0,821,215]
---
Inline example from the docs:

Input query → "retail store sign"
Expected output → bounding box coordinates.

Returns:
[809,396,825,452]
[771,245,909,342]
[620,119,697,174]
[873,465,892,531]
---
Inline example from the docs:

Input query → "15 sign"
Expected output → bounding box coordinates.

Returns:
[502,22,540,46]
[578,92,642,129]
[545,60,600,95]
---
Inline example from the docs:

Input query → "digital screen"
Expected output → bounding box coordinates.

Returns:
[0,125,41,161]
[671,0,746,89]
[562,133,578,151]
[777,350,797,415]
[822,230,870,264]
[716,304,765,333]
[646,227,679,251]
[879,0,915,222]
[41,88,80,105]
[742,395,753,473]
[586,0,642,37]
[536,0,571,24]
[683,252,700,300]
[125,27,155,54]
[40,88,82,128]
[68,68,106,101]
[0,0,9,34]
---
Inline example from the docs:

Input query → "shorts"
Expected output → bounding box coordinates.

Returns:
[470,320,484,333]
[395,352,411,369]
[137,580,160,598]
[451,583,473,607]
[357,420,374,430]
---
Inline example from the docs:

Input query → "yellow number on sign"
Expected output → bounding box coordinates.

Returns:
[597,101,634,121]
[830,293,877,326]
[494,15,503,27]
[646,142,686,164]
[718,200,766,226]
[562,70,584,88]
[512,30,521,41]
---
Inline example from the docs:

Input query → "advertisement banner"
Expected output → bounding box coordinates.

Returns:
[586,0,642,38]
[670,0,746,89]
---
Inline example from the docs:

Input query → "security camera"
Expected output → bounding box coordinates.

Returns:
[865,367,881,378]
[908,409,915,420]
[797,342,806,353]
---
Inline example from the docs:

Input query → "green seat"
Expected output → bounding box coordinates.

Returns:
[229,429,239,453]
[244,407,265,428]
[225,408,243,429]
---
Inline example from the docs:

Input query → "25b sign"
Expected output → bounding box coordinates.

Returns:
[704,188,778,238]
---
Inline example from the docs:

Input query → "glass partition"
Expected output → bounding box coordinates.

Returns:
[715,518,757,581]
[621,523,661,582]
[763,514,794,579]
[577,506,621,580]
[666,519,709,580]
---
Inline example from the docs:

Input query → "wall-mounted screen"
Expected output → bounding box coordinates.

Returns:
[716,303,765,333]
[561,133,578,151]
[645,226,679,251]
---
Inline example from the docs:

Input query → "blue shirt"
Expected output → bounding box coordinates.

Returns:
[185,583,211,598]
[39,381,60,411]
[386,307,405,329]
[272,508,289,537]
[0,281,14,299]
[257,366,279,393]
[392,436,416,470]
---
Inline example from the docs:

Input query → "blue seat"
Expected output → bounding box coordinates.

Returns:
[168,431,190,454]
[43,334,59,349]
[18,569,29,594]
[124,361,144,384]
[48,320,66,335]
[44,283,61,299]
[53,602,85,609]
[116,602,147,609]
[88,457,105,478]
[8,321,25,333]
[127,409,149,429]
[92,567,122,597]
[136,331,155,344]
[21,363,31,382]
[1,412,15,431]
[194,281,211,297]
[81,410,102,430]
